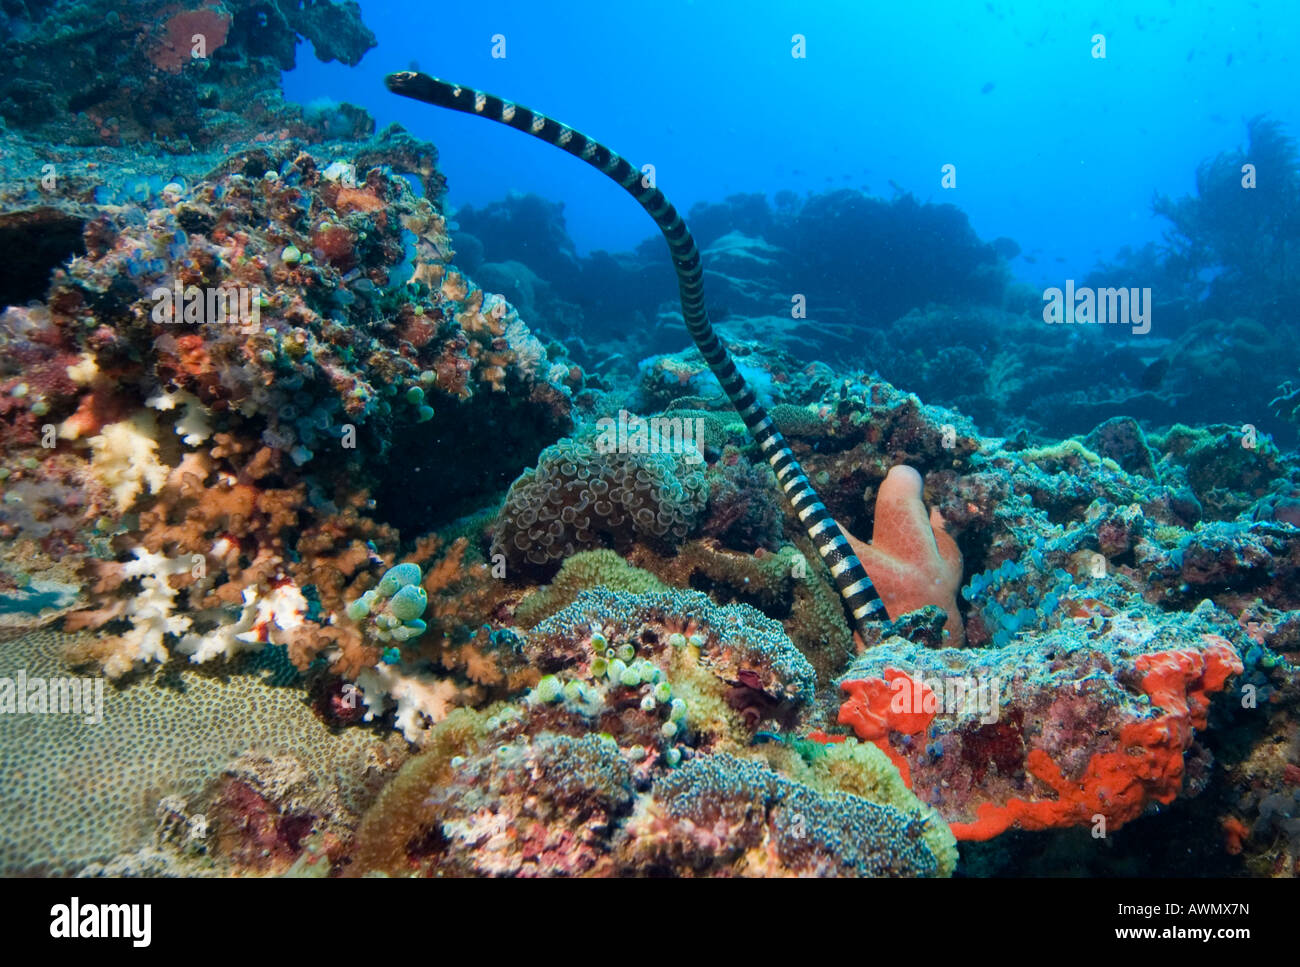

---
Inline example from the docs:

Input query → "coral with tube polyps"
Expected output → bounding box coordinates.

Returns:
[492,435,709,572]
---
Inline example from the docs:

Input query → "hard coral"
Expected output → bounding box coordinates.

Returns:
[493,435,708,572]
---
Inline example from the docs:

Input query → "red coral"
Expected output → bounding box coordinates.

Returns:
[311,224,358,271]
[148,6,232,74]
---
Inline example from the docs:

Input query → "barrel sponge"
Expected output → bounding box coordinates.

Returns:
[0,628,398,876]
[526,587,816,707]
[492,436,708,570]
[513,550,667,628]
[634,753,945,876]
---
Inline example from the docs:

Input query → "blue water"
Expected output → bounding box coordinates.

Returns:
[286,0,1299,289]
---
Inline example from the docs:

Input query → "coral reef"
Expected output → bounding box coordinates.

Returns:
[1,16,1297,881]
[0,0,376,150]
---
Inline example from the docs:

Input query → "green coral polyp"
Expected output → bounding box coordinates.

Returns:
[536,675,564,703]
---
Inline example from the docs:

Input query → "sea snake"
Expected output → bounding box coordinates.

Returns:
[386,70,887,636]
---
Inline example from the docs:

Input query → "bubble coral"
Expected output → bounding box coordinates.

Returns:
[492,436,708,571]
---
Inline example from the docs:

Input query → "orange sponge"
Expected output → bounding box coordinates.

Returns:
[834,668,937,787]
[948,636,1242,841]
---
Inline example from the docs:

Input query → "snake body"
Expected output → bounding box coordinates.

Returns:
[386,70,886,636]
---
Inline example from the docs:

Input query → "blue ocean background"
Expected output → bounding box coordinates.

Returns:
[287,0,1300,291]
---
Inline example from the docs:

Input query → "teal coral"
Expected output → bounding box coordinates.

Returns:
[346,563,429,645]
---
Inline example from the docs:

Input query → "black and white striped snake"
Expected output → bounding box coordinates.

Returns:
[386,70,887,637]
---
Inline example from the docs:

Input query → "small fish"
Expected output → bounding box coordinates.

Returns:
[981,81,995,94]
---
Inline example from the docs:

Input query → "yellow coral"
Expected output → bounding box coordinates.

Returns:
[88,411,169,511]
[514,550,666,628]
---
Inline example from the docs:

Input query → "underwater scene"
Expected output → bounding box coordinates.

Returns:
[0,0,1298,884]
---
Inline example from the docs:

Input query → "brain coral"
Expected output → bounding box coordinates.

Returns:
[492,436,708,570]
[0,629,401,876]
